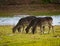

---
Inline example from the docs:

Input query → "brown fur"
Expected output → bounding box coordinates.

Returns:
[12,16,36,33]
[25,17,54,34]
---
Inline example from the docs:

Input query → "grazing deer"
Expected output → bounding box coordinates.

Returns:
[25,17,54,34]
[12,16,36,33]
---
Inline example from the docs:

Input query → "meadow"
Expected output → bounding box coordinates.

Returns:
[0,25,60,46]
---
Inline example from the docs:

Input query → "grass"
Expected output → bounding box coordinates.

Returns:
[0,25,60,46]
[0,12,15,17]
[22,11,60,16]
[0,10,60,17]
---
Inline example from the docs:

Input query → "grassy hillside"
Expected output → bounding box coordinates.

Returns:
[0,25,60,46]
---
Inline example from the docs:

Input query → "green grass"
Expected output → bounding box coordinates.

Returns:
[0,12,15,17]
[23,11,60,16]
[0,10,60,17]
[0,25,60,46]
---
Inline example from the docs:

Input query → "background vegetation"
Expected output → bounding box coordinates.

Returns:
[0,0,60,5]
[0,0,60,17]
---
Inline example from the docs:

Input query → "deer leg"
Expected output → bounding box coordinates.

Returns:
[23,27,24,31]
[25,24,32,34]
[52,26,54,34]
[48,24,54,34]
[12,27,16,33]
[43,26,45,34]
[17,27,21,33]
[32,24,37,34]
[48,25,51,34]
[17,24,23,33]
[25,21,35,34]
[21,25,25,33]
[12,25,19,33]
[40,25,44,34]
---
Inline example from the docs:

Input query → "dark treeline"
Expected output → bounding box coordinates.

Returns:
[0,0,60,5]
